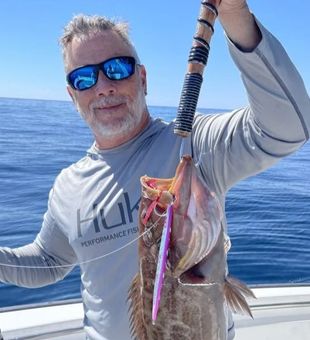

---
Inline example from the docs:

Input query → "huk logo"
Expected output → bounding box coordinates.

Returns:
[76,192,140,238]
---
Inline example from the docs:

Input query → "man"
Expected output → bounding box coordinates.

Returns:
[0,1,309,339]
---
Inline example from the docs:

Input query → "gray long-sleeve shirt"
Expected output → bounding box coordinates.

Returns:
[0,20,309,339]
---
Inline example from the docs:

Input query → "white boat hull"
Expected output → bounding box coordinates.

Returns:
[0,285,309,339]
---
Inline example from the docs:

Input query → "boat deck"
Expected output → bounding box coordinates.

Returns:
[0,285,309,339]
[234,285,310,340]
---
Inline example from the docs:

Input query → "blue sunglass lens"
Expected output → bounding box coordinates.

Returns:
[68,66,97,91]
[103,57,134,80]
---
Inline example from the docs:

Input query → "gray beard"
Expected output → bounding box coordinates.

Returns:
[78,92,146,140]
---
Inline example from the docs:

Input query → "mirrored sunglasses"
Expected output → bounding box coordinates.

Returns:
[66,56,137,91]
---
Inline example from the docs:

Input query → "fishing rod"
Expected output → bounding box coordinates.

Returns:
[152,1,221,323]
[174,0,220,137]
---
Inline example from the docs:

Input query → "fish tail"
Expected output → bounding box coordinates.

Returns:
[224,276,256,318]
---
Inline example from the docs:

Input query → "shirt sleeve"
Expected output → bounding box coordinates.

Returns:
[0,188,77,288]
[192,18,310,194]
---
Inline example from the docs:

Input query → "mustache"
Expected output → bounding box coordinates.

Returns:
[90,96,127,109]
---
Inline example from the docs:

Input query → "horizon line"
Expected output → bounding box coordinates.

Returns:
[0,96,230,112]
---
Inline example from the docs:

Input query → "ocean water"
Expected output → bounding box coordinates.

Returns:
[0,97,309,308]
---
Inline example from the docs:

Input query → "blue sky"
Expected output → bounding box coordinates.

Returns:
[0,0,309,109]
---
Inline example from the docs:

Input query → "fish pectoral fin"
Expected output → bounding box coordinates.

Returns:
[224,276,256,319]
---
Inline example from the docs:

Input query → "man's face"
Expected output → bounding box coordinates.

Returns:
[66,30,148,148]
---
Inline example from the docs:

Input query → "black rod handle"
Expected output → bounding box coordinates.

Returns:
[174,1,219,137]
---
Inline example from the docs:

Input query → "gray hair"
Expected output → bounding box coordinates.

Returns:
[59,14,140,70]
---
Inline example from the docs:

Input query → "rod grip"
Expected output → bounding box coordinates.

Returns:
[174,0,219,137]
[174,73,203,136]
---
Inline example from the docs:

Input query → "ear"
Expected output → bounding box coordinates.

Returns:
[138,65,148,95]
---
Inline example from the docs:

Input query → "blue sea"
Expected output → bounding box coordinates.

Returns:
[0,97,309,308]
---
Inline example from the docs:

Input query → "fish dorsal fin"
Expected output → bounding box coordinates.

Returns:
[224,276,256,318]
[128,273,148,339]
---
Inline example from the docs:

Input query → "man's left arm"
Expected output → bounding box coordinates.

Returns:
[191,3,309,194]
[218,1,309,142]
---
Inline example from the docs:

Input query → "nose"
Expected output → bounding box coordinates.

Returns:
[94,70,117,96]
